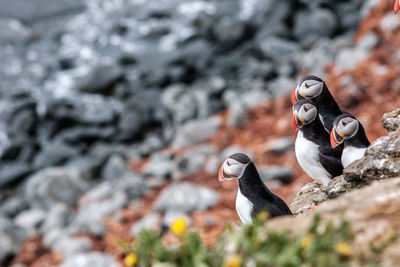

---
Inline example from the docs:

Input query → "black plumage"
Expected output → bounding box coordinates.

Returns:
[238,161,292,218]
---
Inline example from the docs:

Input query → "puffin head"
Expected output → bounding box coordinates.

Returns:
[395,0,399,14]
[330,114,359,148]
[218,153,252,182]
[292,75,324,105]
[292,99,318,132]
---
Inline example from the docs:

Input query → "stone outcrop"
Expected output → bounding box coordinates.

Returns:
[291,108,400,214]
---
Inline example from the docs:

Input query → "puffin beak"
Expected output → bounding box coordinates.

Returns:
[395,0,399,14]
[291,86,299,105]
[330,126,344,148]
[218,165,225,182]
[292,111,303,132]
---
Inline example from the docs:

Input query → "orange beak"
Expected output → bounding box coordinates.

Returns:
[291,89,298,105]
[218,165,225,182]
[330,127,341,148]
[395,0,399,14]
[292,113,298,132]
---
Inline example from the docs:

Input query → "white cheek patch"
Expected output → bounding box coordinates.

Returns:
[225,161,249,178]
[299,80,323,98]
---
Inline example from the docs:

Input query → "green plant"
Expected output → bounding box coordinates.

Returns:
[121,214,355,267]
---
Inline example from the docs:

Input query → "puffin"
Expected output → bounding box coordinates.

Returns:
[395,0,399,14]
[291,75,348,133]
[293,100,343,186]
[218,153,292,223]
[331,114,370,168]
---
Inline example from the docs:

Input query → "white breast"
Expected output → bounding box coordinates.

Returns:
[235,188,253,224]
[342,146,366,168]
[295,131,332,186]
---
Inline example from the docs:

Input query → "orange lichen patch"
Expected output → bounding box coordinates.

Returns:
[129,157,150,173]
[11,236,62,267]
[326,0,400,142]
[355,0,396,41]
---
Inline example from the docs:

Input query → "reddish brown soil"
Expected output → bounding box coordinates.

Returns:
[11,1,400,266]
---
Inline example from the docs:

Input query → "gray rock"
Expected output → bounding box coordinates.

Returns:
[76,63,123,94]
[294,8,337,41]
[335,33,379,71]
[0,217,27,264]
[240,89,270,108]
[0,18,31,44]
[173,145,214,179]
[56,125,116,143]
[153,182,219,214]
[259,165,293,184]
[143,152,173,179]
[70,191,127,236]
[43,229,68,250]
[224,91,248,128]
[46,95,118,125]
[268,77,297,98]
[161,84,197,125]
[382,108,400,132]
[54,236,93,259]
[172,117,222,149]
[101,154,126,181]
[0,162,31,187]
[41,203,71,234]
[323,175,361,199]
[130,212,161,237]
[212,16,246,49]
[0,197,28,218]
[344,154,400,183]
[139,134,164,156]
[0,0,85,22]
[258,36,301,62]
[262,137,294,155]
[25,167,89,209]
[14,209,46,233]
[380,13,400,32]
[204,155,220,174]
[70,173,147,236]
[58,252,121,267]
[33,140,80,170]
[290,182,328,214]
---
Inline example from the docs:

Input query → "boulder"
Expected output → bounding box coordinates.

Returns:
[153,182,219,214]
[0,217,27,264]
[171,117,222,149]
[25,167,89,209]
[58,252,121,267]
[382,108,400,132]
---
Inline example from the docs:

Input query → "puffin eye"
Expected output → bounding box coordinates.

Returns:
[227,161,231,166]
[304,106,309,112]
[342,121,347,126]
[305,82,310,89]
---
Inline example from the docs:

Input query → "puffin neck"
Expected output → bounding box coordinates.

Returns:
[238,162,273,200]
[344,125,370,148]
[301,115,330,145]
[314,87,341,115]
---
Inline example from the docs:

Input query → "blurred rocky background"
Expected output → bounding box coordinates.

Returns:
[1,0,400,266]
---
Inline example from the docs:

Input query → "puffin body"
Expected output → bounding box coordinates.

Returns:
[293,100,343,186]
[218,153,292,223]
[331,114,370,168]
[292,75,347,133]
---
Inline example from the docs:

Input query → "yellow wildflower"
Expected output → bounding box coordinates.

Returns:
[223,255,241,267]
[124,253,138,267]
[334,242,352,256]
[301,234,313,249]
[170,216,187,236]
